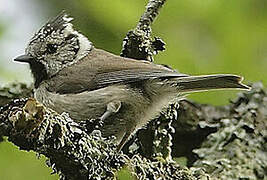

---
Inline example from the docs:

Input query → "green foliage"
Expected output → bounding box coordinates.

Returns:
[0,141,58,180]
[0,24,3,36]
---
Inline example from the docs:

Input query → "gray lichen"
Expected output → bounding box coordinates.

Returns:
[129,155,199,180]
[193,83,267,179]
[121,0,166,61]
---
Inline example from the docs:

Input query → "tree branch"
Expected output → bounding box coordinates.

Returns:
[120,0,166,61]
[0,98,124,179]
[0,96,210,179]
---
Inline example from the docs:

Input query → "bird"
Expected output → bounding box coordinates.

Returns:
[14,12,249,151]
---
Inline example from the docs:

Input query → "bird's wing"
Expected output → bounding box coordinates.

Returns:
[94,69,186,88]
[47,48,187,94]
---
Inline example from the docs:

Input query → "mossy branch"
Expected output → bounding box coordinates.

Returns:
[121,0,166,61]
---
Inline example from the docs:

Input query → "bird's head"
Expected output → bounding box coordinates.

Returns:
[14,11,93,79]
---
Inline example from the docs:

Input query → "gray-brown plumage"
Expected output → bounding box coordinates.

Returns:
[14,12,249,150]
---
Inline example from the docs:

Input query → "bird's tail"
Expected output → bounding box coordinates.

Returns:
[171,74,250,93]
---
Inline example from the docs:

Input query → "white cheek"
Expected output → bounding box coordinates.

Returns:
[62,23,93,62]
[75,34,93,60]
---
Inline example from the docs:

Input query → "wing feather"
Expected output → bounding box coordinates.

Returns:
[47,48,187,94]
[95,69,187,88]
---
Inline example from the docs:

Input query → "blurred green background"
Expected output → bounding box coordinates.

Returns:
[0,0,266,179]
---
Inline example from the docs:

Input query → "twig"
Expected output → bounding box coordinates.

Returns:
[121,0,167,61]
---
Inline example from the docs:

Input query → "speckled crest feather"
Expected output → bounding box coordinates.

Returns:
[48,11,73,31]
[30,11,73,43]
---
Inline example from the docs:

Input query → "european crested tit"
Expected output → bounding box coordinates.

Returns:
[14,12,249,150]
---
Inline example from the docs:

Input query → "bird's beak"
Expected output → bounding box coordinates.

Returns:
[14,54,35,63]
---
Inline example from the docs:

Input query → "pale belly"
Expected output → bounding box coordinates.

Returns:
[34,80,181,142]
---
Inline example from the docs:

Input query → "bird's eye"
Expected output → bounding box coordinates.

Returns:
[47,44,58,54]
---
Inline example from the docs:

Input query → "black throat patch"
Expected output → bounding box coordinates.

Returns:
[29,61,48,88]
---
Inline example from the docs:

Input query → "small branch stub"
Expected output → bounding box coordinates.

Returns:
[121,0,167,61]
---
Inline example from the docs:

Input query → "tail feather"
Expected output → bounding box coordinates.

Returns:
[173,74,250,93]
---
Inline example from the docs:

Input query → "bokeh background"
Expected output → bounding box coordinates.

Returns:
[0,0,266,179]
